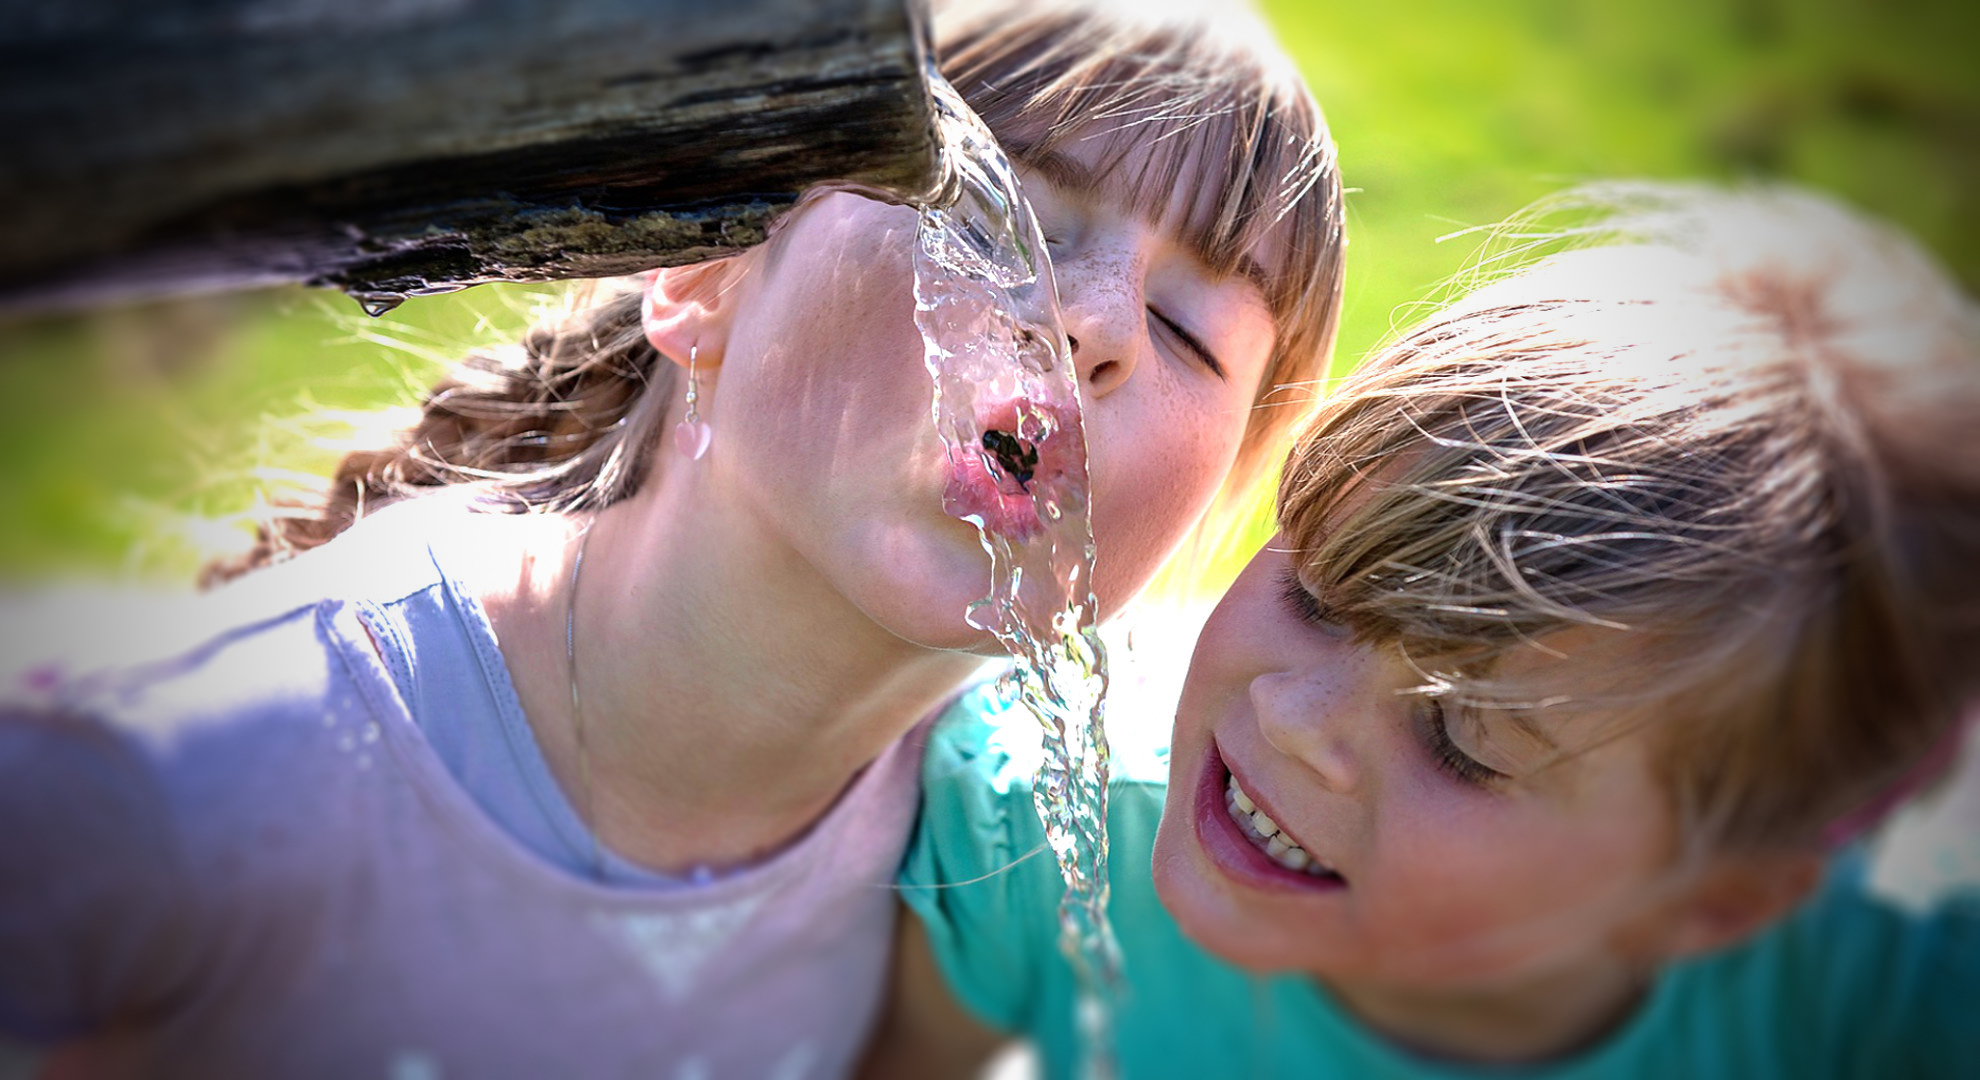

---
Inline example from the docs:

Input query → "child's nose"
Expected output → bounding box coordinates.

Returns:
[1250,669,1363,796]
[1057,255,1143,398]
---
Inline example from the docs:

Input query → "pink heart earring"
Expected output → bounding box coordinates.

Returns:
[673,343,712,461]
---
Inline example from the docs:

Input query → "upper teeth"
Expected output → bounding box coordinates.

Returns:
[1226,775,1332,877]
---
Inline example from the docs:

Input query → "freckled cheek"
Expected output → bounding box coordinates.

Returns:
[1362,858,1534,962]
[1087,401,1227,554]
[1372,797,1637,954]
[1367,790,1525,915]
[1179,587,1275,711]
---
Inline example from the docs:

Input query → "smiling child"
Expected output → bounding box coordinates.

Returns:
[871,181,1980,1079]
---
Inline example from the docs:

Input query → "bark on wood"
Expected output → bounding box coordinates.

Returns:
[0,0,940,314]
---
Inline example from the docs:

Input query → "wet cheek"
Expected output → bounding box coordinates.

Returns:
[1085,409,1221,597]
[741,240,927,441]
[766,203,919,345]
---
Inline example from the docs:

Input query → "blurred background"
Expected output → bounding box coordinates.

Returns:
[0,0,1975,592]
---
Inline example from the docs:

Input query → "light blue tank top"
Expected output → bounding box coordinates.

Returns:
[347,501,691,886]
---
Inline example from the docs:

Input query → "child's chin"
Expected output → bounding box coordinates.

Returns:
[1150,822,1289,972]
[1155,880,1301,974]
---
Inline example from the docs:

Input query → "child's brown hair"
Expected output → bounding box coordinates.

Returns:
[208,0,1343,585]
[1277,181,1980,854]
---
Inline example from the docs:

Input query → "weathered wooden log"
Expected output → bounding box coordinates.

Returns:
[0,0,941,314]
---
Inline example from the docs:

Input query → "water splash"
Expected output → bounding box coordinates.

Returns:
[913,70,1121,1080]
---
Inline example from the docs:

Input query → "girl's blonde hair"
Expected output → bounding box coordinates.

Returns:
[208,0,1343,585]
[1279,181,1980,853]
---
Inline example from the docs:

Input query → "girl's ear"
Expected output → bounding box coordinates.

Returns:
[1646,853,1825,961]
[640,257,746,371]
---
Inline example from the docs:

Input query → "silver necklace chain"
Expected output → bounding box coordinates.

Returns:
[561,519,723,888]
[564,521,606,881]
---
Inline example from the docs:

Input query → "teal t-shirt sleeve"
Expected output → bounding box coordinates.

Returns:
[1920,898,1980,1073]
[1661,853,1980,1080]
[1874,885,1980,1077]
[898,687,1063,1035]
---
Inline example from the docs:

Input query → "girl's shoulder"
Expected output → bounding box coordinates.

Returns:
[1635,852,1980,1078]
[5,592,400,837]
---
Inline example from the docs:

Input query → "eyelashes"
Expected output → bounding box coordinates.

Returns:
[1277,566,1343,629]
[1423,698,1505,788]
[1149,307,1227,380]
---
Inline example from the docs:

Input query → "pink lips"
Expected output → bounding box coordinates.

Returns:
[943,396,1081,542]
[1194,740,1348,895]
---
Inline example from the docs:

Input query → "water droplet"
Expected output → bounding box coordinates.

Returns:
[362,722,381,744]
[338,733,356,752]
[349,291,406,317]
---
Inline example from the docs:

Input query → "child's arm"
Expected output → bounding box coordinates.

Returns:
[859,686,1064,1075]
[857,901,1008,1079]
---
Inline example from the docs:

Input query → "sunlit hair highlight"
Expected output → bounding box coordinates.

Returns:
[208,0,1343,587]
[1278,181,1980,853]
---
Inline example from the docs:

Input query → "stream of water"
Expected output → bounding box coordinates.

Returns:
[339,65,1124,1077]
[911,71,1121,1080]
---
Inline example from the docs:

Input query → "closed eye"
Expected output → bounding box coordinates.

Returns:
[1277,566,1336,627]
[1423,698,1506,788]
[1149,307,1227,380]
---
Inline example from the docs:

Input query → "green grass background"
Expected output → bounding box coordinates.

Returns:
[1,0,1975,591]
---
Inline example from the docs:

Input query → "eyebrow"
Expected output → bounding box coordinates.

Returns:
[1022,148,1275,298]
[1498,708,1562,754]
[1024,147,1103,199]
[1449,698,1561,759]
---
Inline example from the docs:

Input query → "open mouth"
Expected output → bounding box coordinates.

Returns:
[941,396,1078,541]
[981,429,1040,491]
[1197,742,1347,891]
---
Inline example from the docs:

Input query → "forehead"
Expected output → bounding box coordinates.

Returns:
[1007,119,1284,295]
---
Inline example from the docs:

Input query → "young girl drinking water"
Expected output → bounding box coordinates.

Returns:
[0,1,1344,1075]
[879,181,1980,1078]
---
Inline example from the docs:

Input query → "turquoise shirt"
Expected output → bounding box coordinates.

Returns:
[901,686,1980,1079]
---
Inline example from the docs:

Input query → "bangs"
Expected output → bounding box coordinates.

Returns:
[1277,179,1980,850]
[1273,289,1835,737]
[1279,324,1787,653]
[934,0,1347,502]
[936,2,1337,316]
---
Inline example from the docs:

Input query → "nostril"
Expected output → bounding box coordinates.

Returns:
[1087,359,1117,385]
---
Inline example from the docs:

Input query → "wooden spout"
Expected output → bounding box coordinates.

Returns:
[0,0,941,314]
